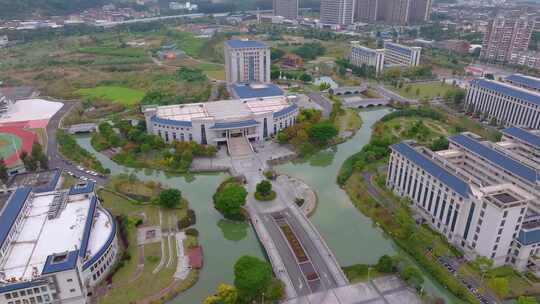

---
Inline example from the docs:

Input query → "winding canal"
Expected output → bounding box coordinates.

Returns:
[76,108,459,303]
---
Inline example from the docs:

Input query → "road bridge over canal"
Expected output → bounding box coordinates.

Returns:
[229,147,349,299]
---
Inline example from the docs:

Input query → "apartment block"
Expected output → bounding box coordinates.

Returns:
[273,0,298,20]
[383,41,422,67]
[465,75,540,129]
[320,0,355,27]
[481,14,536,63]
[355,0,431,25]
[387,129,540,272]
[349,42,385,75]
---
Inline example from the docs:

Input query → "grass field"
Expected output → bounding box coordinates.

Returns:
[197,62,226,80]
[77,86,145,106]
[388,82,456,100]
[78,46,147,58]
[98,189,193,304]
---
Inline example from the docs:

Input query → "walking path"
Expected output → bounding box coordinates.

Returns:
[174,232,190,280]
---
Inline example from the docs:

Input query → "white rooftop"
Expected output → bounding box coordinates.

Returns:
[0,192,112,282]
[0,99,63,123]
[155,96,291,122]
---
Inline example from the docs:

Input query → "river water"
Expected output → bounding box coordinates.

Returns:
[76,108,459,303]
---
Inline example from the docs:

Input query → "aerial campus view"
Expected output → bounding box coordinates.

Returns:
[3,0,540,304]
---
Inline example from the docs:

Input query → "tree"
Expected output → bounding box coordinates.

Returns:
[271,48,285,61]
[158,189,182,209]
[0,158,7,183]
[204,284,238,304]
[234,255,273,301]
[488,277,509,299]
[400,266,424,290]
[214,181,248,220]
[517,296,538,304]
[376,255,396,273]
[431,136,449,151]
[472,256,493,282]
[256,180,272,196]
[299,73,312,83]
[309,122,338,145]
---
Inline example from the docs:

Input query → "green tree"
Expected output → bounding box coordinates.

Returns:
[0,158,8,183]
[214,182,248,220]
[256,180,272,196]
[299,73,313,83]
[376,255,396,273]
[234,255,273,302]
[309,122,338,145]
[158,189,182,209]
[271,49,285,61]
[517,296,538,304]
[488,277,509,299]
[430,136,449,151]
[400,266,424,290]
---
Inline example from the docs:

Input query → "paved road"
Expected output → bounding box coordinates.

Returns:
[375,85,417,104]
[307,93,332,118]
[46,101,109,185]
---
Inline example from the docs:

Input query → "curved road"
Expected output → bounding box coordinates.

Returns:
[46,101,109,185]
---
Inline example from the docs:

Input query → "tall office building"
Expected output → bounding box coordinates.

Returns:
[224,40,271,84]
[355,0,378,22]
[273,0,299,20]
[320,0,355,27]
[349,42,385,75]
[356,0,431,25]
[481,14,536,63]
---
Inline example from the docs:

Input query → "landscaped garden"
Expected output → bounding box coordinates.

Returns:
[387,81,459,101]
[97,181,198,304]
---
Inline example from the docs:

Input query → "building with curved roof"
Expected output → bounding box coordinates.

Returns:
[143,95,299,146]
[0,182,118,304]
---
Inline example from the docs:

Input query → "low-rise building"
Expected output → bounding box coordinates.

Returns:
[349,42,385,75]
[143,93,298,147]
[388,129,540,273]
[0,36,7,48]
[0,182,118,304]
[465,75,540,129]
[383,42,422,68]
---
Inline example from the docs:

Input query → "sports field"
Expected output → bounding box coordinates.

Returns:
[0,133,22,160]
[77,86,146,106]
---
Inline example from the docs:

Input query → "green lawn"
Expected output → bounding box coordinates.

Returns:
[388,82,456,101]
[197,62,226,80]
[77,86,145,105]
[98,189,193,304]
[78,46,146,58]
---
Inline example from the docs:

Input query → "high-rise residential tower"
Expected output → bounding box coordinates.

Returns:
[224,39,271,84]
[273,0,299,20]
[356,0,431,25]
[481,14,536,63]
[320,0,355,27]
[355,0,378,22]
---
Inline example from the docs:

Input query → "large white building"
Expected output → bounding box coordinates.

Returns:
[349,42,421,74]
[0,182,118,304]
[349,42,385,75]
[465,74,540,129]
[383,42,422,68]
[143,83,298,147]
[224,40,271,84]
[387,129,540,273]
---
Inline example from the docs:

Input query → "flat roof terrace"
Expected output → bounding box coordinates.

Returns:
[0,193,112,282]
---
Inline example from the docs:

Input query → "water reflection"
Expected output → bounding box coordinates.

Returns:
[217,219,249,242]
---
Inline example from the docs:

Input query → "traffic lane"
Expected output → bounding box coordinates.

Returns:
[283,208,339,291]
[260,213,312,297]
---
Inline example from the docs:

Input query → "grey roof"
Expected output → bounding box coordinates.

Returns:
[470,79,540,107]
[79,196,97,259]
[151,115,192,128]
[210,120,259,130]
[273,104,298,118]
[0,187,32,250]
[225,40,268,49]
[41,250,79,274]
[231,83,284,99]
[505,74,540,91]
[68,182,95,196]
[82,209,116,270]
[391,142,471,197]
[449,134,538,184]
[518,226,540,245]
[502,127,540,150]
[384,42,412,56]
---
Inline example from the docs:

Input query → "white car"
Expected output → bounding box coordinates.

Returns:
[80,176,89,181]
